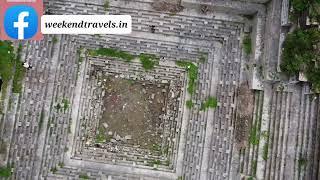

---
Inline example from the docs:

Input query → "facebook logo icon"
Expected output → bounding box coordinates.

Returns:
[4,5,38,40]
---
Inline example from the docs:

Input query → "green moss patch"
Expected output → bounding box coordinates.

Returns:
[200,96,218,111]
[176,61,198,95]
[89,48,135,62]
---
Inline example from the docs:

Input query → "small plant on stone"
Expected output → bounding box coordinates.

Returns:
[151,144,161,152]
[79,173,89,179]
[261,131,269,139]
[104,0,109,11]
[249,123,259,145]
[62,98,70,112]
[55,103,62,112]
[298,158,307,172]
[50,166,57,174]
[139,53,159,70]
[165,160,170,166]
[12,43,25,94]
[243,35,252,55]
[95,127,106,143]
[52,36,58,44]
[200,96,218,111]
[247,176,254,180]
[38,109,45,133]
[58,162,64,168]
[186,100,194,109]
[89,48,135,62]
[152,159,161,165]
[262,141,269,161]
[0,166,11,178]
[251,160,257,176]
[175,61,198,95]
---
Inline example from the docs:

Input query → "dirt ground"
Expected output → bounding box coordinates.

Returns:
[235,82,254,149]
[99,76,169,149]
[151,0,183,13]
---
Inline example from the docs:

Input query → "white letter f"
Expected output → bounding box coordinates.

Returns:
[14,11,29,40]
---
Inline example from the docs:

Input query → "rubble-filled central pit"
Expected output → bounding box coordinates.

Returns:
[75,57,187,169]
[98,76,169,149]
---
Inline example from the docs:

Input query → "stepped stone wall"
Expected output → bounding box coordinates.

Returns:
[0,0,319,180]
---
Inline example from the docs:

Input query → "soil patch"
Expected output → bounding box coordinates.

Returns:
[99,76,169,149]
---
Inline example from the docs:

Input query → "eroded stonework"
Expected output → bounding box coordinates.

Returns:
[0,0,319,180]
[73,56,186,171]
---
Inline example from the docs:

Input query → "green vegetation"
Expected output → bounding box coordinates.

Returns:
[139,53,159,70]
[249,123,259,145]
[0,41,25,96]
[163,146,169,155]
[58,162,64,168]
[252,160,257,176]
[176,61,198,95]
[38,109,45,132]
[89,48,162,70]
[12,44,25,93]
[200,96,218,111]
[52,36,58,44]
[151,144,161,152]
[262,141,269,161]
[12,59,25,93]
[95,127,106,143]
[104,0,109,11]
[243,35,252,55]
[177,176,184,180]
[62,98,70,112]
[261,131,269,139]
[247,177,254,180]
[280,28,320,90]
[0,41,15,90]
[298,158,307,172]
[290,0,320,22]
[152,159,161,165]
[50,166,57,174]
[261,131,269,161]
[147,159,161,167]
[0,166,11,178]
[55,103,62,112]
[79,174,89,179]
[89,48,135,62]
[165,160,170,166]
[0,39,13,110]
[95,126,112,143]
[186,100,194,109]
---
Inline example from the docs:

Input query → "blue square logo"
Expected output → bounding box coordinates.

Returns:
[4,5,39,40]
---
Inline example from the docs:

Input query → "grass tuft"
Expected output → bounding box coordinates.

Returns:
[12,44,25,94]
[176,61,198,95]
[139,53,159,70]
[243,35,252,55]
[62,99,70,112]
[186,100,194,109]
[0,166,11,178]
[79,173,89,179]
[89,48,135,62]
[200,96,218,111]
